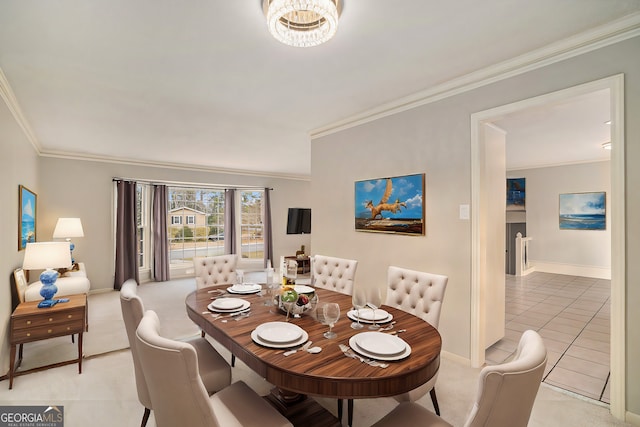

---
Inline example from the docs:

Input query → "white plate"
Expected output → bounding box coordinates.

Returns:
[347,310,393,324]
[207,300,251,313]
[256,322,304,344]
[210,297,245,310]
[354,331,407,356]
[251,329,309,349]
[227,283,262,294]
[349,334,411,361]
[356,308,390,321]
[293,285,315,294]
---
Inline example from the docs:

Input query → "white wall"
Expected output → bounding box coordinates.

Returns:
[508,161,611,278]
[0,100,40,374]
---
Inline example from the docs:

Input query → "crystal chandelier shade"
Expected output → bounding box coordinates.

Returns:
[263,0,340,48]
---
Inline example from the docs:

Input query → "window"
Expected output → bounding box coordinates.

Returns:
[239,190,264,261]
[168,188,225,265]
[136,184,148,269]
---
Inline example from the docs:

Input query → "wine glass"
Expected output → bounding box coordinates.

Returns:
[351,287,366,330]
[366,287,383,330]
[322,303,340,339]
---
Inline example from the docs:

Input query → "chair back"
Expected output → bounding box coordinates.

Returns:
[13,268,28,304]
[136,310,218,427]
[386,266,448,328]
[464,330,547,427]
[311,255,358,295]
[193,255,238,289]
[119,279,152,409]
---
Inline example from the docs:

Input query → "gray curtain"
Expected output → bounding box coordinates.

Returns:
[224,189,236,254]
[114,180,139,289]
[263,188,273,268]
[152,184,170,281]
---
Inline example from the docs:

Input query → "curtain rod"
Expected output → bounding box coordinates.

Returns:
[112,177,273,191]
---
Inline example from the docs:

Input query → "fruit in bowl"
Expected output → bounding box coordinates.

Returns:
[276,285,317,316]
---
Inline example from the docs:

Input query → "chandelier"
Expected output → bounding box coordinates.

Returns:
[263,0,341,48]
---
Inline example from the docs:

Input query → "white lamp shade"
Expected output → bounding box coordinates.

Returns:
[22,242,72,270]
[53,218,84,239]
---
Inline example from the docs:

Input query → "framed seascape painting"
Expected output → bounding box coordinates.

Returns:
[507,178,526,211]
[19,185,37,250]
[559,192,606,230]
[354,173,425,235]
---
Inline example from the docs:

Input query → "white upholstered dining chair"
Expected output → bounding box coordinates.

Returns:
[193,254,239,289]
[120,279,232,427]
[135,310,292,427]
[386,266,448,414]
[310,254,358,295]
[372,329,547,427]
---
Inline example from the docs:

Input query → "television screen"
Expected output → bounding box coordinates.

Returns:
[287,208,311,234]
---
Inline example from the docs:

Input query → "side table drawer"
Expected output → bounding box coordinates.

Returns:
[12,308,85,330]
[12,320,85,343]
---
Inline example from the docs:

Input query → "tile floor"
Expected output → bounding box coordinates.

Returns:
[485,271,611,403]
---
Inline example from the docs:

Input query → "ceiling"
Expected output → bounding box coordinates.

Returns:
[1,1,638,177]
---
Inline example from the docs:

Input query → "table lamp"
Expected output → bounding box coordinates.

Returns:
[22,241,72,308]
[53,218,84,264]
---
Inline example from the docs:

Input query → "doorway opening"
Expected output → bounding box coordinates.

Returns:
[470,75,625,417]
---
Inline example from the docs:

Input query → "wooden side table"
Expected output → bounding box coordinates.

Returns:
[284,256,310,274]
[8,294,87,389]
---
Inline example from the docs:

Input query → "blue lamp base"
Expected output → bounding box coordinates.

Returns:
[38,269,59,308]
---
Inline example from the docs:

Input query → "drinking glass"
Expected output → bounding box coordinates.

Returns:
[322,303,340,339]
[366,287,383,330]
[235,269,244,286]
[351,287,366,330]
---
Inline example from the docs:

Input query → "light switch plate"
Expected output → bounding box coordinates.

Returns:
[459,204,470,220]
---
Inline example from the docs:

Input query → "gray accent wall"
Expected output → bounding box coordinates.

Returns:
[311,36,640,414]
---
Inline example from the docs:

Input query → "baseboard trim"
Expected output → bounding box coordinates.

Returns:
[626,411,640,426]
[441,350,472,367]
[530,261,611,280]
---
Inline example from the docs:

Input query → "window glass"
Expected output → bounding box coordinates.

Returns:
[168,188,225,265]
[239,190,264,260]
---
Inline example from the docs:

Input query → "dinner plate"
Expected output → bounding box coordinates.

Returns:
[356,308,390,321]
[347,310,393,324]
[210,297,245,311]
[256,322,304,344]
[293,285,315,294]
[354,331,407,356]
[251,329,309,349]
[349,334,411,361]
[207,300,251,313]
[227,283,262,294]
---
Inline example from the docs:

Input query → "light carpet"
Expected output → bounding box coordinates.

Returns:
[15,278,200,371]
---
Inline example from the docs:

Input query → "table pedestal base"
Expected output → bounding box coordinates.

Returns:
[265,387,341,427]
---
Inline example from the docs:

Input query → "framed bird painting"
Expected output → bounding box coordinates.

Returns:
[354,173,425,235]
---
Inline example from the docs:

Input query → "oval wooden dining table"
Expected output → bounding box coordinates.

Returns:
[185,285,441,427]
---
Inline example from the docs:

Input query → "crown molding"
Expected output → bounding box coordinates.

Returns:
[311,12,640,139]
[0,68,42,154]
[39,150,311,181]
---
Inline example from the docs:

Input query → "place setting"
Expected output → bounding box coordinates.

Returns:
[251,321,309,349]
[348,331,411,361]
[227,283,262,294]
[207,297,251,316]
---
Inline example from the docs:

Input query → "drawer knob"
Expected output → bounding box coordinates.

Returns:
[48,329,53,334]
[26,320,31,325]
[26,333,31,337]
[67,315,72,319]
[48,318,53,322]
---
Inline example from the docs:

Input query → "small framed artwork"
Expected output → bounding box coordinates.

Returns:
[507,178,526,211]
[355,173,425,235]
[559,192,606,230]
[19,185,37,250]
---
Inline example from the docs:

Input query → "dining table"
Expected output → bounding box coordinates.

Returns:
[185,284,441,427]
